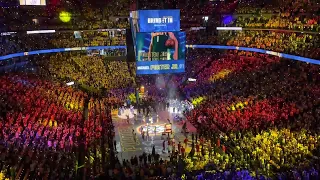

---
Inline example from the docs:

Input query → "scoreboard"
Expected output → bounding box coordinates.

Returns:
[130,9,185,75]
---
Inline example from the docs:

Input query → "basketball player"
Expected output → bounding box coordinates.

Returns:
[148,32,178,61]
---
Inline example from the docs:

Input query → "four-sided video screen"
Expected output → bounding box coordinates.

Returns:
[130,9,185,75]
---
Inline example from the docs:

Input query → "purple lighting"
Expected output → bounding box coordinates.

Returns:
[223,15,233,25]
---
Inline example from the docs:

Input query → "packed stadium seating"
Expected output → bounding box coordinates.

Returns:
[0,0,320,179]
[180,51,320,173]
[0,75,85,179]
[0,74,117,179]
[231,14,319,32]
[224,0,320,32]
[0,30,126,56]
[46,53,134,90]
[222,31,320,59]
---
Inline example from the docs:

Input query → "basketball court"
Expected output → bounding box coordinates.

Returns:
[112,106,197,161]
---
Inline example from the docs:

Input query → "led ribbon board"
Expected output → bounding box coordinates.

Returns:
[0,45,318,65]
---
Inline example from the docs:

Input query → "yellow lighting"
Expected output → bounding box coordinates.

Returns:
[59,11,71,23]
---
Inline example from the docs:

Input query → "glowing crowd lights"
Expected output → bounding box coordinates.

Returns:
[59,11,72,23]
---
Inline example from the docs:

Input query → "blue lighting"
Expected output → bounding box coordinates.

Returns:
[223,15,233,25]
[0,45,318,65]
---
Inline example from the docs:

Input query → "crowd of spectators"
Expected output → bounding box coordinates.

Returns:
[186,30,218,45]
[105,126,320,179]
[0,30,126,56]
[186,27,320,60]
[107,88,135,107]
[224,0,320,32]
[0,0,320,179]
[84,98,114,178]
[184,52,281,96]
[235,0,319,14]
[232,14,319,32]
[221,31,320,59]
[0,74,118,179]
[177,50,320,177]
[0,0,130,32]
[46,52,135,91]
[0,75,85,179]
[94,48,320,179]
[185,51,319,130]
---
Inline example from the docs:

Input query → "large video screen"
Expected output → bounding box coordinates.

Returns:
[129,11,139,55]
[136,32,185,75]
[138,10,180,32]
[19,0,46,5]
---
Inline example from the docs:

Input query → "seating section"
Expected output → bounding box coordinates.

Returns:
[220,31,320,59]
[85,98,113,177]
[177,51,320,177]
[0,75,85,179]
[0,0,320,179]
[0,75,116,179]
[185,53,319,132]
[47,53,135,90]
[0,31,126,56]
[232,14,319,32]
